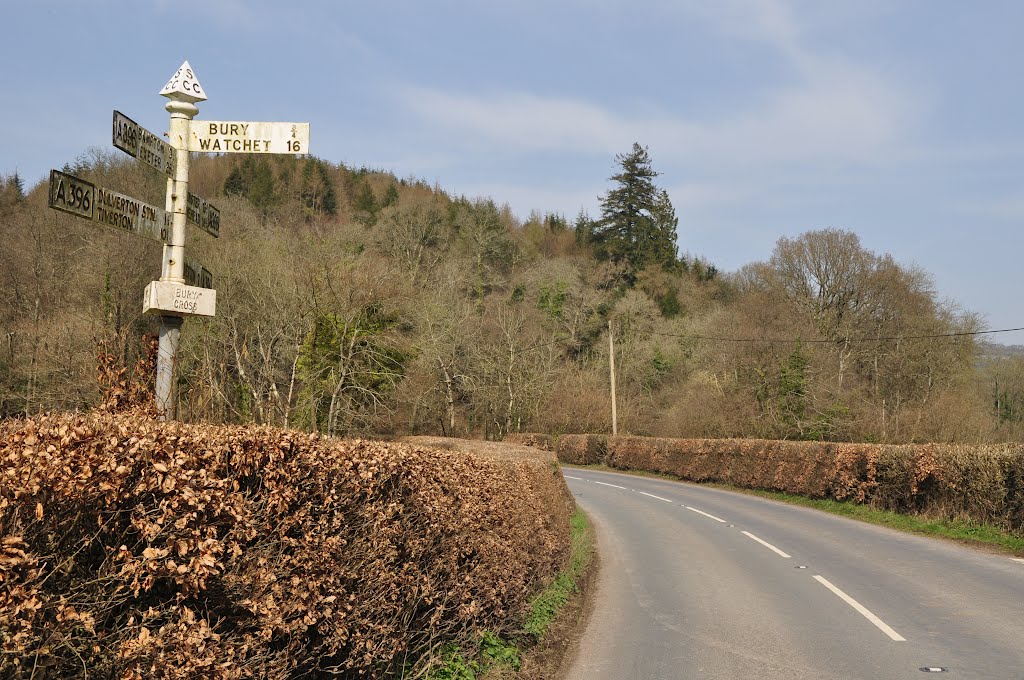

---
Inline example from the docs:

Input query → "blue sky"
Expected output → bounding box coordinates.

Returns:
[4,1,1023,343]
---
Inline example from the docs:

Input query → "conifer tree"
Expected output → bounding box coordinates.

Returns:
[354,183,379,226]
[248,159,277,213]
[224,166,247,196]
[591,143,679,279]
[574,208,594,248]
[11,171,24,200]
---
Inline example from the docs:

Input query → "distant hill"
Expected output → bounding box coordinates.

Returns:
[979,342,1024,359]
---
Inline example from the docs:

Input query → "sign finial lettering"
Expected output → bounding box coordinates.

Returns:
[159,60,207,103]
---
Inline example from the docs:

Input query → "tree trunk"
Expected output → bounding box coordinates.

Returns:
[283,343,300,429]
[438,357,456,435]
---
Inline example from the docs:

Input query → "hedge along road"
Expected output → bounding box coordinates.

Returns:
[562,467,1024,679]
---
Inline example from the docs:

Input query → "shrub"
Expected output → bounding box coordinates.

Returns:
[503,433,554,451]
[556,435,607,465]
[0,413,570,678]
[592,433,1024,535]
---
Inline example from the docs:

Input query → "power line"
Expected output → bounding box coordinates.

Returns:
[649,326,1024,345]
[501,324,1024,352]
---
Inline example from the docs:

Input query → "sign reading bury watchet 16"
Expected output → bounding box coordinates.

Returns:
[188,121,310,154]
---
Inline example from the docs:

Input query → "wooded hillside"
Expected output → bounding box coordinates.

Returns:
[2,145,1022,443]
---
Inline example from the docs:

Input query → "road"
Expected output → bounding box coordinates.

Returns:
[563,467,1024,680]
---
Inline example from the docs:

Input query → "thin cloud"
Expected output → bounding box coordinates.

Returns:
[442,181,600,221]
[955,196,1024,221]
[395,69,916,170]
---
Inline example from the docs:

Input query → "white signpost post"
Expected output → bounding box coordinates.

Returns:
[48,60,309,420]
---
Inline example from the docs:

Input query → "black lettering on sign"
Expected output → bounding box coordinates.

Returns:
[112,111,141,156]
[48,169,95,220]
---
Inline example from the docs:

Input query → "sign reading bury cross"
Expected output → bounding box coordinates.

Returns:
[112,111,176,177]
[188,121,310,154]
[48,169,170,244]
[144,281,216,318]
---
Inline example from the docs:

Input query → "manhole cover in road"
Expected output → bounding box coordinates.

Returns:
[919,668,948,673]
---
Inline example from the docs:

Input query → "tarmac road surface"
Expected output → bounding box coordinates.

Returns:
[563,468,1024,680]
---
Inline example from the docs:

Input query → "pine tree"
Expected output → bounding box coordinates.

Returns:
[574,208,594,248]
[248,159,277,213]
[649,188,679,268]
[321,175,338,216]
[11,171,24,200]
[591,143,679,279]
[297,161,337,217]
[353,183,379,227]
[224,166,247,196]
[0,173,24,208]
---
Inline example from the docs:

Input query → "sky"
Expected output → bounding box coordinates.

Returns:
[3,1,1023,343]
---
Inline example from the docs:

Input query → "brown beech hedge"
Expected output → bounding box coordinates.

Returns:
[0,413,570,678]
[554,435,607,466]
[557,435,1024,535]
[502,433,554,452]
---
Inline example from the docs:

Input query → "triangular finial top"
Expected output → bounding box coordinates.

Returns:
[159,61,207,102]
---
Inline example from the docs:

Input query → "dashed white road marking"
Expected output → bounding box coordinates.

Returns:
[813,575,906,642]
[741,531,791,558]
[1011,557,1024,564]
[567,471,917,647]
[594,480,627,489]
[685,506,727,523]
[639,491,673,503]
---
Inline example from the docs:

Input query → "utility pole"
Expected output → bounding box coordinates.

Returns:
[609,319,618,436]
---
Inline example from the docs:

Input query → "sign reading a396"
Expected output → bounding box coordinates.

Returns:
[48,169,95,219]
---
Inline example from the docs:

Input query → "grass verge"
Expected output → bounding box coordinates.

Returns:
[563,463,1024,557]
[426,507,594,679]
[522,510,592,640]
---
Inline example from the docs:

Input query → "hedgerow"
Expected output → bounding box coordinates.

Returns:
[0,413,570,678]
[554,435,607,466]
[556,435,1024,535]
[501,433,554,452]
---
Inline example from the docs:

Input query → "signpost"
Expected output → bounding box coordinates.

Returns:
[47,59,309,420]
[187,121,310,154]
[112,111,176,177]
[48,169,170,244]
[186,190,220,238]
[184,257,214,290]
[144,281,216,317]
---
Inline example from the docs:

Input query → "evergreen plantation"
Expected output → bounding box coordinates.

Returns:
[1,144,1022,443]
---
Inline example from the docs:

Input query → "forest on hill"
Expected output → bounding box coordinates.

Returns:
[1,144,1022,443]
